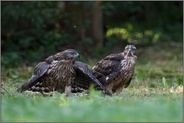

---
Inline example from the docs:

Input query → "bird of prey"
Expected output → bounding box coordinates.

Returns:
[92,45,137,94]
[17,49,110,96]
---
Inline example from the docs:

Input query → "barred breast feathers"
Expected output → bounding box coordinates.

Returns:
[49,60,75,80]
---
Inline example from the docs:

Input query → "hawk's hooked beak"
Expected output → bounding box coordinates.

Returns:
[75,53,80,58]
[128,49,131,54]
[125,48,133,57]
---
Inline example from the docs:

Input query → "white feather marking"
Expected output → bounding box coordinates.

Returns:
[106,76,109,81]
[52,60,58,63]
[92,66,96,70]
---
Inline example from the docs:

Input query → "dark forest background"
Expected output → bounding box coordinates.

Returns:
[1,1,183,67]
[1,2,183,122]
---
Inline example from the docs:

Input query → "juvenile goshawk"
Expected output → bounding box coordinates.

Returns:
[92,45,137,94]
[17,49,111,95]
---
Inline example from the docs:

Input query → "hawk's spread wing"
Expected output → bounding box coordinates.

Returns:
[17,49,80,95]
[92,53,124,85]
[73,61,111,95]
[17,62,49,92]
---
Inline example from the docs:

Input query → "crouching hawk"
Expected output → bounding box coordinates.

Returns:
[17,49,110,95]
[92,45,137,94]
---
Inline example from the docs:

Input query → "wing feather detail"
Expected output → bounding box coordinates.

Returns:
[73,61,111,95]
[92,53,124,85]
[17,62,49,92]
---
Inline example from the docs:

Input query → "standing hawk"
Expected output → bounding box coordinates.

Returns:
[17,49,110,95]
[92,45,137,94]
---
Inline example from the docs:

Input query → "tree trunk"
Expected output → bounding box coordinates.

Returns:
[142,2,150,29]
[92,1,104,48]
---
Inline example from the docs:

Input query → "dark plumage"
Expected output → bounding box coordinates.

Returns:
[17,49,110,95]
[92,45,137,94]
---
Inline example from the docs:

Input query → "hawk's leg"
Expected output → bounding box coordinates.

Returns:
[105,82,114,94]
[64,78,73,96]
[112,82,124,94]
[65,85,71,96]
[113,87,123,94]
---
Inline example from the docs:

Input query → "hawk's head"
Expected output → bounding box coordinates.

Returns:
[124,45,136,57]
[62,49,80,60]
[56,49,80,60]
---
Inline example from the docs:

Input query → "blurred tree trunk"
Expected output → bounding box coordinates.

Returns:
[92,1,104,48]
[142,2,150,29]
[179,1,183,22]
[63,2,86,41]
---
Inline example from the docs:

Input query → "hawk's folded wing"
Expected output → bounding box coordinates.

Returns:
[92,53,124,85]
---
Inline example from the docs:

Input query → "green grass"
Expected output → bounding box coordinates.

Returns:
[2,90,182,122]
[1,42,183,122]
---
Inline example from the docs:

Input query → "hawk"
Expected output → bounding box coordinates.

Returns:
[17,49,110,95]
[92,45,137,94]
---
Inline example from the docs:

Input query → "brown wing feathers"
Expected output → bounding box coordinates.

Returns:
[17,49,80,95]
[17,45,136,95]
[17,49,111,95]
